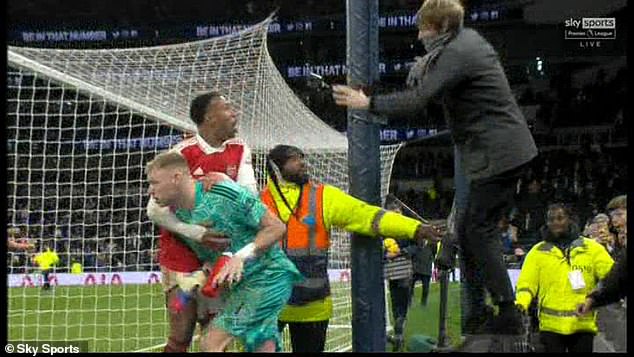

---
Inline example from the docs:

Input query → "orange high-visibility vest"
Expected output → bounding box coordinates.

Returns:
[261,182,331,305]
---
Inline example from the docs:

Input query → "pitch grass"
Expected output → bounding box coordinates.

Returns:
[8,284,169,352]
[8,282,462,352]
[392,282,463,350]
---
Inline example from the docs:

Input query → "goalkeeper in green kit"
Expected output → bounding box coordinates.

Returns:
[146,151,302,352]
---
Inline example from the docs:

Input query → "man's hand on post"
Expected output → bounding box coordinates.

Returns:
[332,85,370,110]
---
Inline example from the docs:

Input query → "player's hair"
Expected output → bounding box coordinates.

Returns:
[416,0,464,33]
[189,91,224,126]
[145,152,189,175]
[606,194,626,211]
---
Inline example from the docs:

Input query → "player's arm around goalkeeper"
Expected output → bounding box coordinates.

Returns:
[259,145,443,353]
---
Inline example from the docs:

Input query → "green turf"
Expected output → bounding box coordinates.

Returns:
[8,281,462,352]
[397,282,463,349]
[8,284,169,352]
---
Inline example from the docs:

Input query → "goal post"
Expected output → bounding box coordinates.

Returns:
[7,15,403,352]
[346,0,387,352]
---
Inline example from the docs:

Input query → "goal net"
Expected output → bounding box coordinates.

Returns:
[7,16,403,352]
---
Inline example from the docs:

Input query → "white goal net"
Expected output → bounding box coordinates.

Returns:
[7,16,403,352]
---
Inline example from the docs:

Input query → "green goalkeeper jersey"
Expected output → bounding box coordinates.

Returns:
[175,181,300,281]
[176,181,302,351]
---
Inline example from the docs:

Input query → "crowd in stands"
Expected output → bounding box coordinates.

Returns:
[392,150,453,180]
[6,134,627,275]
[6,37,627,277]
[8,181,159,274]
[534,68,627,129]
[392,142,628,267]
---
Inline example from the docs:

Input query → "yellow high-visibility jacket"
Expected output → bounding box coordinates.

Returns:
[267,180,423,322]
[71,262,83,274]
[34,249,60,271]
[515,237,614,335]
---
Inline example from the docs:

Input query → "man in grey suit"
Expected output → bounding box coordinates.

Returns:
[333,0,537,335]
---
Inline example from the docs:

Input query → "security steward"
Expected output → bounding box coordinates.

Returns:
[514,203,614,353]
[261,145,442,353]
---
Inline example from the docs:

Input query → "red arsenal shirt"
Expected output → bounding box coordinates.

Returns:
[158,135,257,272]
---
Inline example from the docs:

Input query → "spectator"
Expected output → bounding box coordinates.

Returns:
[515,203,614,352]
[499,216,518,255]
[499,216,525,266]
[577,249,627,315]
[383,235,415,351]
[586,213,617,256]
[410,239,437,306]
[606,195,626,253]
[7,226,35,252]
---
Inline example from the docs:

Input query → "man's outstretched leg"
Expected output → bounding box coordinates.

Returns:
[458,252,492,335]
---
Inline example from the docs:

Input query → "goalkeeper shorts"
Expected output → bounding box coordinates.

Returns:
[212,270,297,352]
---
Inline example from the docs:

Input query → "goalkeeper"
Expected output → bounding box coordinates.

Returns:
[146,152,302,352]
[32,244,59,291]
[259,145,443,353]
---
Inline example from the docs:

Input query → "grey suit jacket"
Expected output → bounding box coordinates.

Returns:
[371,27,538,181]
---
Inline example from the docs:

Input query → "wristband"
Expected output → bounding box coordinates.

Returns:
[235,243,257,261]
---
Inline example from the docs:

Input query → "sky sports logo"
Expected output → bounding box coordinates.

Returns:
[565,17,616,40]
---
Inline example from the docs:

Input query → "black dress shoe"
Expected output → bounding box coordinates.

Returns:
[492,308,524,335]
[463,306,496,335]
